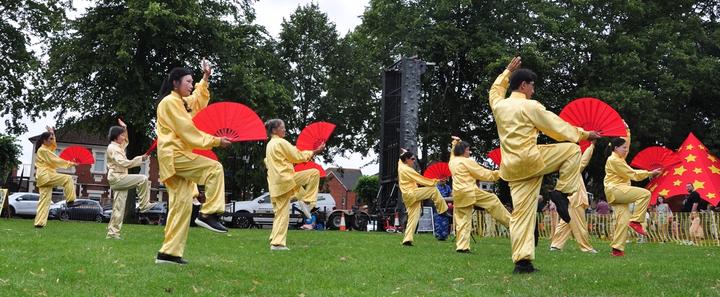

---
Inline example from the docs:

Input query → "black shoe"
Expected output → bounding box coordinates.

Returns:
[194,214,228,233]
[513,260,538,274]
[402,241,413,246]
[34,225,44,229]
[456,249,471,253]
[155,252,188,265]
[550,190,571,223]
[534,223,540,247]
[66,200,76,207]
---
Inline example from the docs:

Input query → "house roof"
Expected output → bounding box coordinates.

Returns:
[326,167,363,191]
[28,127,108,147]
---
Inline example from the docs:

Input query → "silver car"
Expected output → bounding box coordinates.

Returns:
[7,192,41,217]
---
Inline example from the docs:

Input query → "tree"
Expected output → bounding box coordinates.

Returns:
[354,175,379,211]
[0,0,69,134]
[0,135,22,184]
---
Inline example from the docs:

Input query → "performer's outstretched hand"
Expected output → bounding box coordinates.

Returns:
[506,56,522,72]
[587,131,601,141]
[650,168,662,177]
[201,58,212,81]
[118,118,127,128]
[219,137,232,148]
[313,142,326,155]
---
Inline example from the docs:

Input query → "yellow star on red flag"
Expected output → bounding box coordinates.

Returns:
[685,154,697,162]
[710,165,720,175]
[709,155,717,163]
[673,179,681,186]
[693,167,703,174]
[673,166,687,176]
[708,193,717,199]
[692,180,705,190]
[686,144,694,150]
[659,189,670,196]
[699,145,706,150]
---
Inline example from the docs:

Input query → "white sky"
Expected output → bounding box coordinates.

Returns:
[2,0,378,175]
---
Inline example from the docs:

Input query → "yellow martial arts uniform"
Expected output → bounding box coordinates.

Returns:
[265,135,318,247]
[550,143,595,251]
[156,79,225,257]
[489,69,590,263]
[448,139,509,251]
[33,141,76,227]
[604,151,652,251]
[106,134,152,238]
[398,160,448,244]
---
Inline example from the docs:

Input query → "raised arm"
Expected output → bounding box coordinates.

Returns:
[186,59,212,116]
[488,57,521,109]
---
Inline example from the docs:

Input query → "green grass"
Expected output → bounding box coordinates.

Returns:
[0,218,719,297]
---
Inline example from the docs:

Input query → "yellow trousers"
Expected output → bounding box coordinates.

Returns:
[550,205,593,251]
[269,169,320,246]
[455,189,510,251]
[159,154,226,257]
[508,143,582,263]
[607,185,650,251]
[402,187,448,244]
[34,172,76,227]
[107,174,151,237]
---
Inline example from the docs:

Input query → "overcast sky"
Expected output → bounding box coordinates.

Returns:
[2,0,378,175]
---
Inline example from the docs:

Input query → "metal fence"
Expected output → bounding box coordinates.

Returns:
[472,211,720,246]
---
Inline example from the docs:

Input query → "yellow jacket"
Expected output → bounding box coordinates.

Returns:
[572,143,594,208]
[106,135,143,183]
[448,140,500,207]
[265,135,313,197]
[156,79,220,182]
[35,141,72,187]
[604,151,651,201]
[489,69,589,182]
[398,160,438,201]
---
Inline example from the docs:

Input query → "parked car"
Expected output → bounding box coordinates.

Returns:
[49,199,104,222]
[223,192,336,228]
[7,192,41,217]
[101,202,168,225]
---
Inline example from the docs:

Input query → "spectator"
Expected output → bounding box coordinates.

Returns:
[655,196,672,242]
[682,183,708,213]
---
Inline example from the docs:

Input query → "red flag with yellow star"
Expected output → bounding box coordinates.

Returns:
[647,133,720,206]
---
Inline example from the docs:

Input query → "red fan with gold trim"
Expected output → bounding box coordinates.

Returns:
[630,146,681,170]
[487,148,502,165]
[296,121,336,151]
[423,162,451,180]
[59,146,95,165]
[192,102,267,142]
[294,161,326,177]
[559,97,627,137]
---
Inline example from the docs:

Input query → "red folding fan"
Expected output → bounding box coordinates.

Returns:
[144,139,158,155]
[579,140,592,153]
[294,161,327,177]
[487,148,502,165]
[192,102,267,142]
[630,146,681,170]
[192,149,218,161]
[296,121,336,151]
[59,146,95,165]
[423,162,451,180]
[559,97,627,137]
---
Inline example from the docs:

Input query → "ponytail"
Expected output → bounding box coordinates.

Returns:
[604,137,626,159]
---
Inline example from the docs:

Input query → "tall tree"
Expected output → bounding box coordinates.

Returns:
[0,0,69,134]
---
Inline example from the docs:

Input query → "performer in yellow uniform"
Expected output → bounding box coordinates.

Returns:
[105,118,155,239]
[33,126,77,228]
[549,142,598,253]
[155,60,232,265]
[489,56,600,273]
[397,149,449,246]
[603,137,660,256]
[264,119,324,250]
[448,136,510,252]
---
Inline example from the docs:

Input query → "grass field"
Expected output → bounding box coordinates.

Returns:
[0,218,718,297]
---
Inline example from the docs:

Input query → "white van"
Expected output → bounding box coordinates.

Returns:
[223,192,336,228]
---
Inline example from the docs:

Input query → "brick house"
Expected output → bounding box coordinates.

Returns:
[28,128,162,207]
[323,167,362,210]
